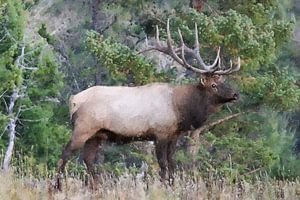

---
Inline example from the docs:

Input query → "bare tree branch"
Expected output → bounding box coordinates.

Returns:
[21,66,38,71]
[15,46,25,68]
[242,167,263,176]
[19,105,37,112]
[21,118,44,122]
[190,111,247,139]
[0,33,7,42]
[0,90,7,99]
[2,98,8,113]
[0,126,8,139]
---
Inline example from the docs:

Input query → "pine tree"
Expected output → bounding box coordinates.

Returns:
[0,0,68,170]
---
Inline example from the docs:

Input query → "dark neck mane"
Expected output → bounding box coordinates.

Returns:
[173,84,220,132]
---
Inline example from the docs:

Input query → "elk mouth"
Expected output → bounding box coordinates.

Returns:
[229,93,239,102]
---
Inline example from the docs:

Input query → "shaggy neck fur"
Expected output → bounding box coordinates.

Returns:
[173,84,221,132]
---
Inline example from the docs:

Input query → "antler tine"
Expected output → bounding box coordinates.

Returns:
[214,57,241,75]
[178,28,207,73]
[140,19,240,75]
[207,47,221,71]
[165,19,186,66]
[137,24,167,54]
[192,23,220,72]
[193,23,208,70]
[166,19,220,74]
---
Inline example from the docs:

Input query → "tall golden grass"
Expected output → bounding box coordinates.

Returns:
[1,170,300,200]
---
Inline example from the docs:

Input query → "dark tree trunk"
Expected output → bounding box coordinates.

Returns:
[91,0,102,31]
[190,0,205,12]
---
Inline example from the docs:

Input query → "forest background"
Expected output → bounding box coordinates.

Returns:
[0,0,300,198]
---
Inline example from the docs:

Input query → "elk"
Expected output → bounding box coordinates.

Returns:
[55,19,240,190]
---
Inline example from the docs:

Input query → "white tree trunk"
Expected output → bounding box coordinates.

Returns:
[2,44,25,171]
[3,119,17,171]
[2,88,19,171]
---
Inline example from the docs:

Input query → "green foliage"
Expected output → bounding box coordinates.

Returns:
[101,144,156,176]
[201,132,276,178]
[28,48,64,99]
[86,31,172,85]
[158,8,294,71]
[37,23,57,46]
[23,0,40,9]
[0,0,24,53]
[261,111,300,179]
[240,69,300,111]
[176,108,300,180]
[16,103,70,167]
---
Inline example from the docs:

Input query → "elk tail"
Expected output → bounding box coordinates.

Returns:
[69,95,76,120]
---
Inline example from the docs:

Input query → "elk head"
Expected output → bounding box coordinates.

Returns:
[143,19,240,104]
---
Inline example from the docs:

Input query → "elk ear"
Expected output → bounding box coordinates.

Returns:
[200,78,206,86]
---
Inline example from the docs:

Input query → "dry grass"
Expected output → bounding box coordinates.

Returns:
[1,171,300,200]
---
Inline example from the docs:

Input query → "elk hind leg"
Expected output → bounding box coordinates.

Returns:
[82,136,103,189]
[167,139,177,185]
[155,139,168,181]
[55,128,97,190]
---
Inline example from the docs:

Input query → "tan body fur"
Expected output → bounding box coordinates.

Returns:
[70,83,178,143]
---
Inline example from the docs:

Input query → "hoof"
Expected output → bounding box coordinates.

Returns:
[54,176,62,191]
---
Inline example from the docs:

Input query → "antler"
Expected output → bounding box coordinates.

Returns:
[143,19,240,75]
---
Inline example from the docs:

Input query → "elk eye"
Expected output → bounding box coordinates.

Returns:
[212,84,217,88]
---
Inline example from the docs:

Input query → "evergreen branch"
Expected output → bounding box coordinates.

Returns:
[42,97,60,103]
[21,66,38,71]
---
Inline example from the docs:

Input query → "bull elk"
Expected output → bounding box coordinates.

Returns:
[55,19,240,190]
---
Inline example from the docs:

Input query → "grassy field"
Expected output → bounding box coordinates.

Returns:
[1,171,300,200]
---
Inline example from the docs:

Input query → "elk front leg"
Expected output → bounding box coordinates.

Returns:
[155,139,168,180]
